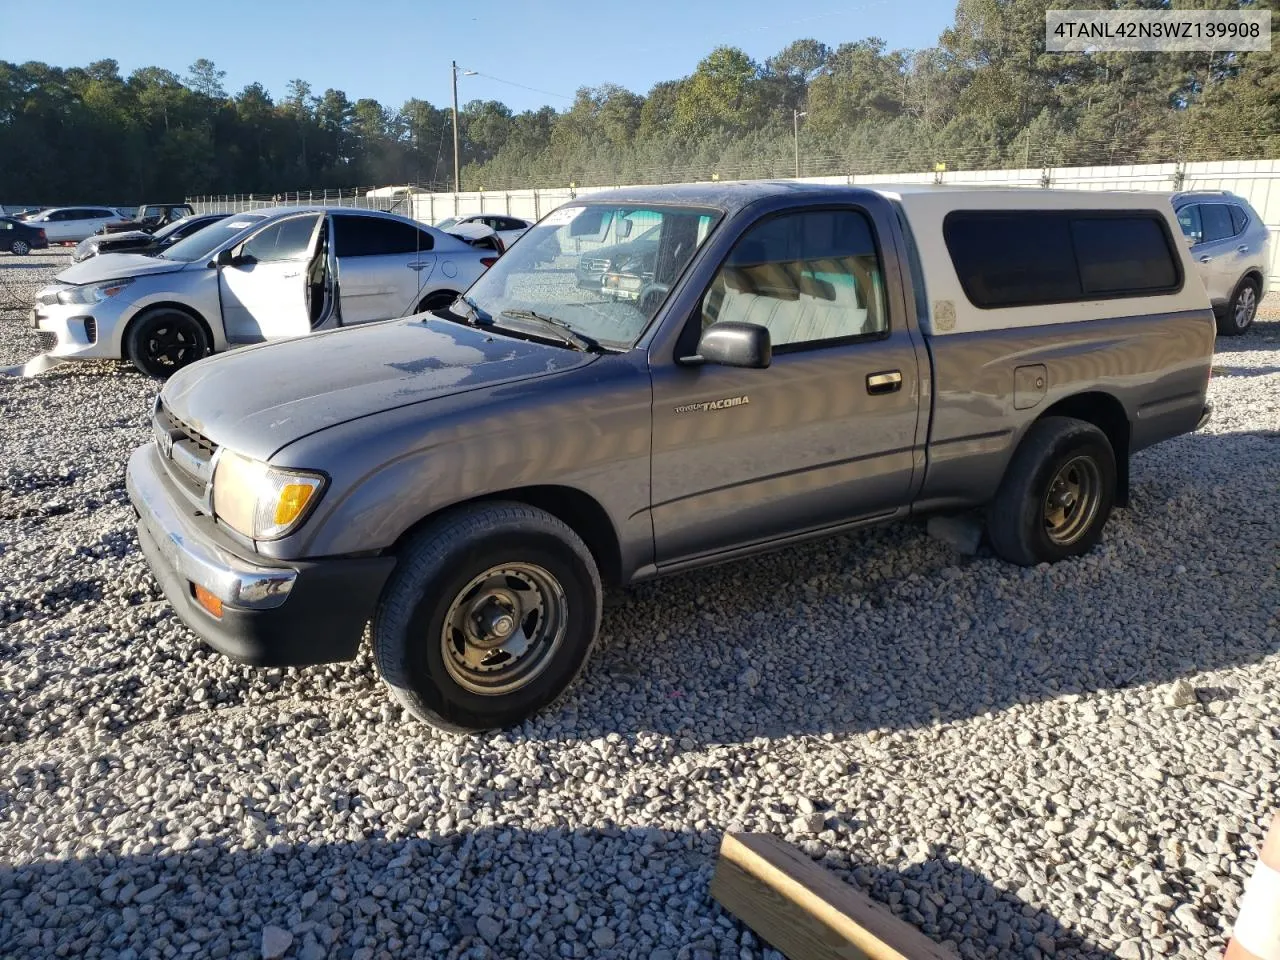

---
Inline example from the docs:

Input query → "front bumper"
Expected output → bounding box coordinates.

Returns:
[30,296,125,359]
[126,444,396,666]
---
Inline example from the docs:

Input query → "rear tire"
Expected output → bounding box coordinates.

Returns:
[416,290,460,314]
[374,502,603,732]
[124,307,210,380]
[1217,276,1259,336]
[987,416,1116,566]
[11,239,30,256]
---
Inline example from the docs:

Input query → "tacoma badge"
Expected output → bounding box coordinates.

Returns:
[674,395,750,414]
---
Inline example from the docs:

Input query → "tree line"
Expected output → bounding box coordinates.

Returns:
[3,0,1279,204]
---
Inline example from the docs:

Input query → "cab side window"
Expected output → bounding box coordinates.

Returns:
[241,215,320,262]
[701,209,887,350]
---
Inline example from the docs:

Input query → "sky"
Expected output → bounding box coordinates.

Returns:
[2,0,957,113]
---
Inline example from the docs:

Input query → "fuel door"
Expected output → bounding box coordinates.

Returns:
[1014,364,1048,410]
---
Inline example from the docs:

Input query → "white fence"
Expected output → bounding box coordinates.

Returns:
[190,159,1280,280]
[401,159,1280,282]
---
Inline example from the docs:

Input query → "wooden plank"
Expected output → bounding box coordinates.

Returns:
[710,833,955,960]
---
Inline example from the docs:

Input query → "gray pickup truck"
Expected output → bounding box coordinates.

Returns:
[126,182,1215,731]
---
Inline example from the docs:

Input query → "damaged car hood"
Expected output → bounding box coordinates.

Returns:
[55,252,188,284]
[160,318,599,461]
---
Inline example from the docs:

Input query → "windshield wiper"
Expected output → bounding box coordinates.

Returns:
[498,309,603,353]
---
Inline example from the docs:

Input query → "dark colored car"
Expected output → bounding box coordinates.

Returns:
[73,213,228,263]
[575,221,661,289]
[0,216,49,255]
[101,203,196,235]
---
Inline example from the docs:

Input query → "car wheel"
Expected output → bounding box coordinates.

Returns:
[1218,277,1260,336]
[124,307,210,380]
[986,416,1116,566]
[374,502,603,732]
[416,290,459,314]
[11,239,30,256]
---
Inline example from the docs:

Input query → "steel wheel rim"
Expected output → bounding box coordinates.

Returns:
[1234,286,1257,329]
[441,562,568,696]
[12,241,28,255]
[1043,455,1102,546]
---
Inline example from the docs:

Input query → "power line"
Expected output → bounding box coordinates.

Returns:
[460,69,574,103]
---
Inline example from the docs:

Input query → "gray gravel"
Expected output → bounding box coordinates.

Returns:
[1,249,1278,960]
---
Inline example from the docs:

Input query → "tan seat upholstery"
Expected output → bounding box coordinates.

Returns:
[709,256,876,346]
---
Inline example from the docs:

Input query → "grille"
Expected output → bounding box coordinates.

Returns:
[155,401,218,498]
[83,318,97,343]
[36,331,57,351]
[38,291,60,306]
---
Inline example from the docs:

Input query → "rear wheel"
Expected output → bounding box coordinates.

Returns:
[373,502,602,732]
[124,307,210,380]
[987,416,1116,566]
[11,239,30,256]
[416,290,460,314]
[1218,277,1259,336]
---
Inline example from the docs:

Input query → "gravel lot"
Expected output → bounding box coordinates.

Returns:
[1,249,1277,960]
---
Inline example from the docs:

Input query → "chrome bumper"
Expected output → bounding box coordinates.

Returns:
[126,444,297,610]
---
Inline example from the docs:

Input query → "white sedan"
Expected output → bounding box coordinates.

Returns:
[22,206,129,242]
[30,207,499,378]
[436,214,532,247]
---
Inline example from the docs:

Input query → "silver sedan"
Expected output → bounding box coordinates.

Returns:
[31,207,500,378]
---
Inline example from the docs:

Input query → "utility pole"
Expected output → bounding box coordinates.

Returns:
[452,61,461,194]
[793,109,807,179]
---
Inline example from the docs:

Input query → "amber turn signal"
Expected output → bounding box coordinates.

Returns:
[193,583,223,619]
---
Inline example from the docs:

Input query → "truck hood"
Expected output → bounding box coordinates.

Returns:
[56,251,185,284]
[161,318,599,461]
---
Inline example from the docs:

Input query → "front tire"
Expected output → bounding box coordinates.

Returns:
[1218,277,1259,336]
[124,307,210,380]
[987,416,1116,566]
[374,502,603,732]
[11,239,30,256]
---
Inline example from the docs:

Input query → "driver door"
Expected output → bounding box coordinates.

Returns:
[219,214,322,342]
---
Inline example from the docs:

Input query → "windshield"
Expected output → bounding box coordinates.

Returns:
[161,215,265,262]
[435,217,459,229]
[458,203,720,350]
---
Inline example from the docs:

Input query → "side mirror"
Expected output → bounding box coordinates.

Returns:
[617,219,633,239]
[685,321,772,369]
[214,248,242,268]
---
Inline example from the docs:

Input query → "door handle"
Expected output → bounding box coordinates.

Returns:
[866,370,903,395]
[1198,256,1213,263]
[281,271,301,278]
[1237,245,1250,254]
[407,262,431,271]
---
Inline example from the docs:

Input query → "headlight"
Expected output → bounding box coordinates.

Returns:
[56,278,134,305]
[211,450,325,540]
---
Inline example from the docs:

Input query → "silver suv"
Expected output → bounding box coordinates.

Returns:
[1172,190,1270,335]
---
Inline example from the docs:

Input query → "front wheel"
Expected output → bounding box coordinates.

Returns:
[1218,277,1259,336]
[10,239,30,256]
[373,502,603,732]
[987,416,1116,566]
[124,307,210,380]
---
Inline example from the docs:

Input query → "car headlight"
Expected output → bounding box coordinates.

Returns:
[56,278,134,305]
[211,450,326,540]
